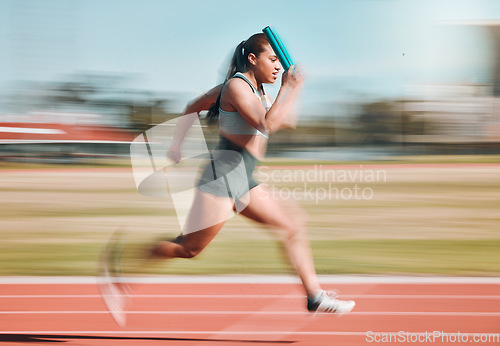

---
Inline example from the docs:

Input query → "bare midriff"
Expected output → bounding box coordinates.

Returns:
[220,131,268,160]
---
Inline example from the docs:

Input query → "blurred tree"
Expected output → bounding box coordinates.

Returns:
[401,101,428,137]
[356,101,401,144]
[17,73,176,131]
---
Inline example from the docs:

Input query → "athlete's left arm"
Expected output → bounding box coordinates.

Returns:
[184,84,224,114]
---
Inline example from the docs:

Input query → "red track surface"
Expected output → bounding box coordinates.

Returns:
[1,280,499,345]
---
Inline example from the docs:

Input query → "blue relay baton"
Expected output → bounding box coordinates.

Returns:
[262,26,294,72]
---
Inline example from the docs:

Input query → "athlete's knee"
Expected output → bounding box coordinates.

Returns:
[286,212,308,239]
[179,244,204,259]
[285,203,308,231]
[281,221,306,244]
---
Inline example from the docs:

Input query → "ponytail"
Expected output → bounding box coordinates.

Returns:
[206,40,246,124]
[225,40,248,82]
[206,34,269,124]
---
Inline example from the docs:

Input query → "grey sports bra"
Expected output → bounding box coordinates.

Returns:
[219,72,271,139]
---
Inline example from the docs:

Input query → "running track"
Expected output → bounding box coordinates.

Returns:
[1,276,499,345]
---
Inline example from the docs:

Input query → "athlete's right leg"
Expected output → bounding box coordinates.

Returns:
[152,189,233,259]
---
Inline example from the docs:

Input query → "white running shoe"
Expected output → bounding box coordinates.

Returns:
[307,291,355,315]
[97,229,129,327]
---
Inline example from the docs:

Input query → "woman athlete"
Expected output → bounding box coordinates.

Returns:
[147,33,355,314]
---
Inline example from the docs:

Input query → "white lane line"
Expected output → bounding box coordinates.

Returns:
[2,275,500,284]
[0,127,66,135]
[1,294,500,299]
[1,311,499,316]
[0,331,498,336]
[0,295,303,298]
[0,331,368,336]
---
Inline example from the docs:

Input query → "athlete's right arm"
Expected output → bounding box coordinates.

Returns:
[264,67,303,133]
[167,84,223,163]
[224,67,303,135]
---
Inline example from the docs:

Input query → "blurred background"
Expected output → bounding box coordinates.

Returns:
[0,0,499,276]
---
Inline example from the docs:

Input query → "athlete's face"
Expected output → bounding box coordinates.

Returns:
[252,44,281,84]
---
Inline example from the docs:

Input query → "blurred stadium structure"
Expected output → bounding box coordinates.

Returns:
[1,13,500,162]
[353,82,500,144]
[0,72,179,163]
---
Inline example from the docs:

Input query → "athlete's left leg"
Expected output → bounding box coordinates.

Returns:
[239,184,355,314]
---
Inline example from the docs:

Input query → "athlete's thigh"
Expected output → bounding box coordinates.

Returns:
[239,184,305,231]
[182,189,234,247]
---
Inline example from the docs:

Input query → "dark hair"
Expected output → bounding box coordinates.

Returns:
[206,33,269,124]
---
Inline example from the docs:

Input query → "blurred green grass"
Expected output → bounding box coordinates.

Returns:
[0,156,499,276]
[0,239,498,276]
[1,154,500,170]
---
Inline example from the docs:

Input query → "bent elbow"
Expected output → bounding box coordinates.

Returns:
[183,100,197,114]
[261,120,278,135]
[263,120,295,134]
[281,121,297,130]
[184,96,211,115]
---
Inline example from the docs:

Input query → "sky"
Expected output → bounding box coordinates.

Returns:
[0,0,499,116]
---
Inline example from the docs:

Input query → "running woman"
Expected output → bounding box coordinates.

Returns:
[108,32,355,318]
